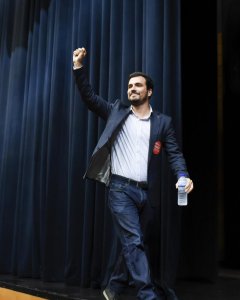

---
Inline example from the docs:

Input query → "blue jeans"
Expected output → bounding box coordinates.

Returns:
[107,175,160,300]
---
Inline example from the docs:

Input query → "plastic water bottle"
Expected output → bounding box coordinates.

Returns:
[178,176,188,206]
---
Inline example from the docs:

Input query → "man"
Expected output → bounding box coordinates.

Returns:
[72,47,193,300]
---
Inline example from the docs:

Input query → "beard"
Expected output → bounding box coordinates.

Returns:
[128,94,149,107]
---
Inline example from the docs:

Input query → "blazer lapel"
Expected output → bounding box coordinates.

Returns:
[148,111,161,164]
[94,105,130,152]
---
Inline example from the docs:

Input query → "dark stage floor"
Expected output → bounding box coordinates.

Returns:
[0,269,240,299]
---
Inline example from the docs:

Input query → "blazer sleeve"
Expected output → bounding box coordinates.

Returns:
[163,117,189,179]
[73,67,112,121]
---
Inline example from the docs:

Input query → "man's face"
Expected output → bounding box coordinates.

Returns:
[127,76,152,106]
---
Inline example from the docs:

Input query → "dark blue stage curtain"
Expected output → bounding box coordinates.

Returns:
[0,0,182,289]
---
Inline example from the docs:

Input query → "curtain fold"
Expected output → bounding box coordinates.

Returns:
[0,0,183,288]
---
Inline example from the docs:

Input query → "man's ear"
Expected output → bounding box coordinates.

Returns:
[148,89,153,97]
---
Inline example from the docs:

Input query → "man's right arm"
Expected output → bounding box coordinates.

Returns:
[73,47,111,120]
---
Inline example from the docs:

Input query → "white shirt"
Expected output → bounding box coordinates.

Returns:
[111,106,152,182]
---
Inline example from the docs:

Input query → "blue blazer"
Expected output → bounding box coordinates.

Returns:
[74,67,189,207]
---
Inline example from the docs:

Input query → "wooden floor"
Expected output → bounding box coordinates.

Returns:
[0,269,240,299]
[0,287,47,300]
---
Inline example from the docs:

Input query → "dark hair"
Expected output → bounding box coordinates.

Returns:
[128,72,154,91]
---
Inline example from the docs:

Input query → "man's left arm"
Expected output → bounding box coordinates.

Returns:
[163,119,194,194]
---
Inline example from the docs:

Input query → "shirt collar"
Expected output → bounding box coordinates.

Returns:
[130,105,153,120]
